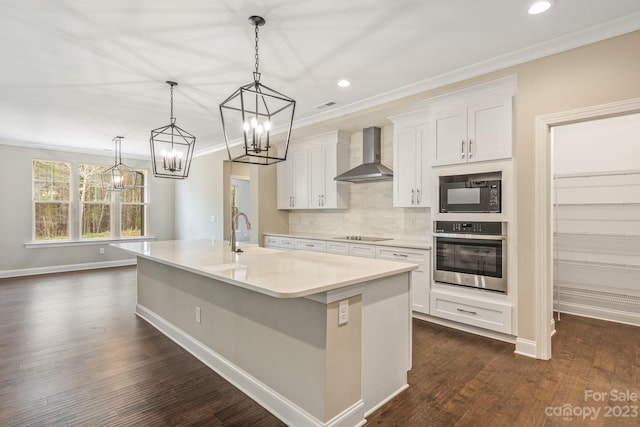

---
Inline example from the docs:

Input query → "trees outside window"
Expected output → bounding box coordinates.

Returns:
[79,164,111,238]
[32,159,148,241]
[32,160,71,240]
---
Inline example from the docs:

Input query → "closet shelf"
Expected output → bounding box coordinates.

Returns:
[554,169,640,179]
[555,258,640,272]
[554,232,640,240]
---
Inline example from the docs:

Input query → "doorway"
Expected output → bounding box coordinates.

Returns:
[552,113,640,326]
[533,97,640,360]
[231,177,251,242]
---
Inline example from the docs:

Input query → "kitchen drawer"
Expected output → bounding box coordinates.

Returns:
[326,241,349,255]
[430,290,512,334]
[280,237,295,249]
[349,243,376,258]
[264,235,281,248]
[294,238,327,252]
[376,247,428,265]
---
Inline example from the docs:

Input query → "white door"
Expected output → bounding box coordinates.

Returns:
[393,127,418,207]
[467,92,512,163]
[432,105,468,166]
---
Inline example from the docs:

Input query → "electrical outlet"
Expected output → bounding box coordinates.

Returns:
[195,306,201,323]
[210,216,216,223]
[99,247,105,255]
[338,300,349,326]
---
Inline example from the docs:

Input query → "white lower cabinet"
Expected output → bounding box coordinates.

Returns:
[326,241,349,255]
[264,236,294,249]
[429,289,512,334]
[376,247,430,315]
[349,243,376,258]
[264,235,280,248]
[294,238,327,252]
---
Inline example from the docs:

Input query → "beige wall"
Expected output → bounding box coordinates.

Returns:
[512,31,640,340]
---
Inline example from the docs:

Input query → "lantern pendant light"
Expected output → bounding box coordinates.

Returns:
[219,16,296,165]
[101,136,137,191]
[150,81,196,179]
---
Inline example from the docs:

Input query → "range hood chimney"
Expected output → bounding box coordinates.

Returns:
[334,127,393,183]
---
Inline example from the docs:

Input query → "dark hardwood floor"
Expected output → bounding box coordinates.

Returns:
[1,267,638,426]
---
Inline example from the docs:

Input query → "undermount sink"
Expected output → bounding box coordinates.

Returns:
[333,236,392,242]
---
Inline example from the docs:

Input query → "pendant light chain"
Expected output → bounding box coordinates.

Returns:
[254,24,260,77]
[170,83,175,124]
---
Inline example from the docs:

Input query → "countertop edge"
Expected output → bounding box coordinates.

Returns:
[112,243,418,299]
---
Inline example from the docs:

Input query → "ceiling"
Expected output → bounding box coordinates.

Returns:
[1,0,639,157]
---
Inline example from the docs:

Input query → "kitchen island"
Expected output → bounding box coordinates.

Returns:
[112,239,417,427]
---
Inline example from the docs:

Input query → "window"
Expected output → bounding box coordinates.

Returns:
[79,163,111,239]
[32,160,71,240]
[31,159,148,242]
[120,171,147,237]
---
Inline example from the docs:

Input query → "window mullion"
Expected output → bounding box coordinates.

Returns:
[71,161,80,240]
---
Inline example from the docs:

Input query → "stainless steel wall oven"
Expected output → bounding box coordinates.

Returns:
[433,221,507,293]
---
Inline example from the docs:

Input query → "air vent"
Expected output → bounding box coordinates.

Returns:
[314,100,337,110]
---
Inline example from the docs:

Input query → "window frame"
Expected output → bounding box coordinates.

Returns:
[31,159,150,245]
[32,159,73,242]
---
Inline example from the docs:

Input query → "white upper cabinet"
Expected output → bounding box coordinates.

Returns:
[429,78,515,167]
[277,130,350,210]
[309,139,349,209]
[277,148,308,209]
[390,110,431,208]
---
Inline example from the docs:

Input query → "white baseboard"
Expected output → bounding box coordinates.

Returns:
[0,259,136,278]
[413,313,517,344]
[514,338,538,358]
[136,304,365,427]
[556,301,640,327]
[364,384,409,417]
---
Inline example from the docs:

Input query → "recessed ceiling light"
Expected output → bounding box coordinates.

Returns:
[528,0,553,15]
[337,79,351,88]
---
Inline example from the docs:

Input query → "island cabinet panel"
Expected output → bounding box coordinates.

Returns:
[135,257,367,426]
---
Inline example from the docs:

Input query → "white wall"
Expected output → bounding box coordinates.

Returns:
[0,143,175,275]
[174,149,227,241]
[553,113,640,174]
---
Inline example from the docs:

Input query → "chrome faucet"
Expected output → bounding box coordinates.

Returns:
[230,207,252,253]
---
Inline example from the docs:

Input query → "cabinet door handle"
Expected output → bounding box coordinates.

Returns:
[461,140,466,159]
[289,196,292,207]
[321,194,325,207]
[416,188,421,204]
[292,196,295,207]
[468,139,473,159]
[457,308,477,315]
[393,253,409,258]
[411,189,415,205]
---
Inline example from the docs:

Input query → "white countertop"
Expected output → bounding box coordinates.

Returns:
[263,232,432,251]
[111,239,418,299]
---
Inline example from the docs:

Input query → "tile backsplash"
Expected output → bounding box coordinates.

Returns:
[289,126,431,240]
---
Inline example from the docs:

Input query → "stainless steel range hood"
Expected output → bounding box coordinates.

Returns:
[334,127,393,183]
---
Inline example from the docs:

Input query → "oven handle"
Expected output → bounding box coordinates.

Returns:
[433,233,506,241]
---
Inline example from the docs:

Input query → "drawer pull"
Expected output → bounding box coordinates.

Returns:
[393,253,409,258]
[305,244,315,247]
[456,308,477,315]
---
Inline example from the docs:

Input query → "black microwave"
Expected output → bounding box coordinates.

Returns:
[440,177,501,213]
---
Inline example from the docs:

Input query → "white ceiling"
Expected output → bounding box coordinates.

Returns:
[1,0,639,157]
